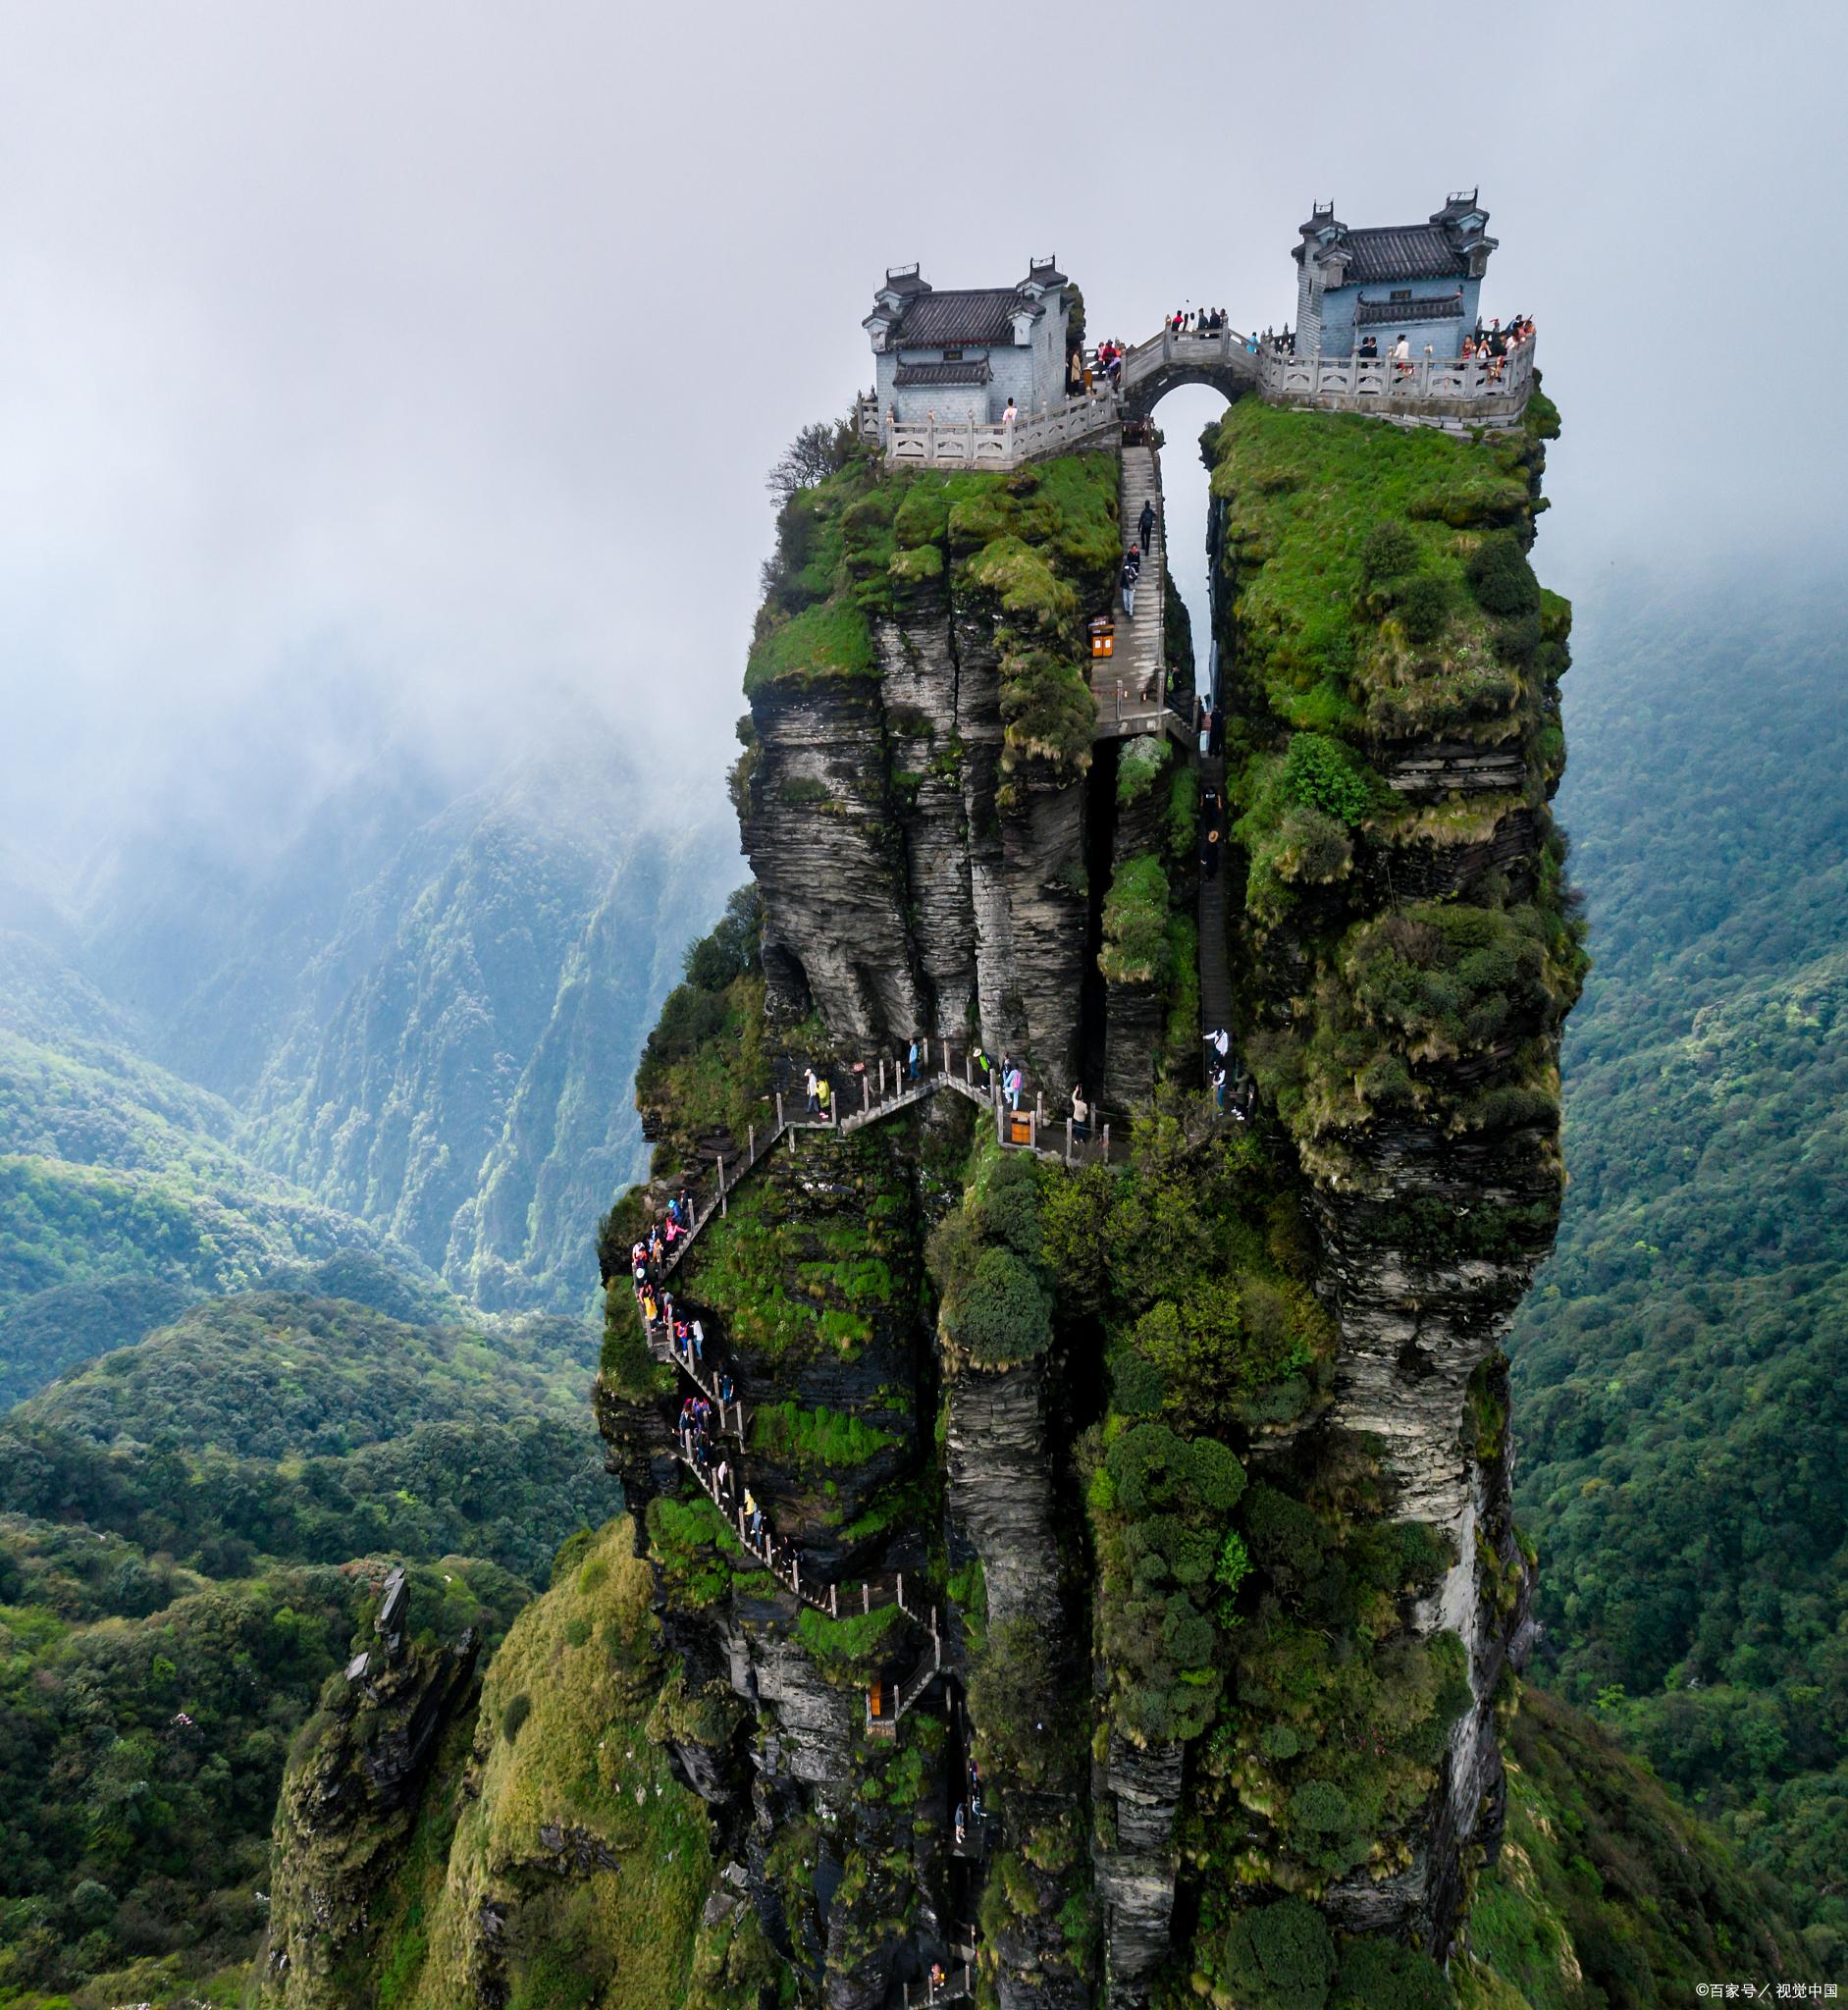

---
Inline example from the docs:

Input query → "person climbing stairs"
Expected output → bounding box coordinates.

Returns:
[1100,445,1166,734]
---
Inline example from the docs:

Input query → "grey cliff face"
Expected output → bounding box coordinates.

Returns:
[745,571,1088,1092]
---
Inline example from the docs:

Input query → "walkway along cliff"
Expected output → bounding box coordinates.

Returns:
[255,266,1580,2010]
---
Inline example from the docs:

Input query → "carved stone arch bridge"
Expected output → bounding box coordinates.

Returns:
[1118,324,1262,422]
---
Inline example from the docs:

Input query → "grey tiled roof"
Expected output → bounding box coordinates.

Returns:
[1356,291,1465,325]
[894,360,993,387]
[895,289,1035,346]
[1343,225,1470,283]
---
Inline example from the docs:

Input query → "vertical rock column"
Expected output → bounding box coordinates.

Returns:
[947,1357,1092,2010]
[877,567,978,1039]
[952,595,1090,1085]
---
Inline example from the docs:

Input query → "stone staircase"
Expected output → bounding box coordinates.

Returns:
[1197,750,1234,1041]
[866,1634,946,1739]
[1093,445,1171,740]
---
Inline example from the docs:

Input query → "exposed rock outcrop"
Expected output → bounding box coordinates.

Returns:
[261,1590,480,2008]
[742,483,1101,1087]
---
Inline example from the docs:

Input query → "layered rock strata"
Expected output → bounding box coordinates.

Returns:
[744,507,1097,1085]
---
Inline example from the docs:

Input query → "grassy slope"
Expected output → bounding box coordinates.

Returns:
[1459,1688,1818,2009]
[388,1516,713,2010]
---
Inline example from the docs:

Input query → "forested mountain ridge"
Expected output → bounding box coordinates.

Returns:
[0,927,429,1403]
[0,1286,615,2007]
[1510,578,1848,1958]
[237,752,726,1308]
[0,739,736,1397]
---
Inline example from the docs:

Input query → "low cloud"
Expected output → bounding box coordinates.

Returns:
[0,1,1840,880]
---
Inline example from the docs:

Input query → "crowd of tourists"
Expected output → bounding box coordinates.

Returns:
[642,1270,804,1581]
[627,1189,699,1323]
[1463,313,1535,378]
[1169,305,1233,335]
[1356,312,1535,381]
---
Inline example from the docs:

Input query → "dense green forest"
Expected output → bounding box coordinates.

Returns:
[1511,578,1848,1960]
[0,1289,618,2006]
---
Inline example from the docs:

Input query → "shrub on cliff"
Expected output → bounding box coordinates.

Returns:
[1105,1423,1245,1519]
[968,1614,1074,1792]
[1128,1276,1315,1429]
[1095,1423,1247,1740]
[765,413,856,502]
[1330,1939,1452,2009]
[632,892,770,1171]
[945,1243,1052,1368]
[1345,901,1561,1061]
[972,1152,1044,1265]
[1360,520,1418,585]
[1099,853,1173,985]
[1464,530,1541,619]
[1117,733,1171,807]
[682,885,762,990]
[1221,1897,1337,2010]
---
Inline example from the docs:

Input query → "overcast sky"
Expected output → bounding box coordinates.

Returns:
[1,0,1842,882]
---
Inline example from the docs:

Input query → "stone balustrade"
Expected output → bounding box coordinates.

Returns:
[1259,337,1537,420]
[856,314,1536,467]
[859,392,1122,470]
